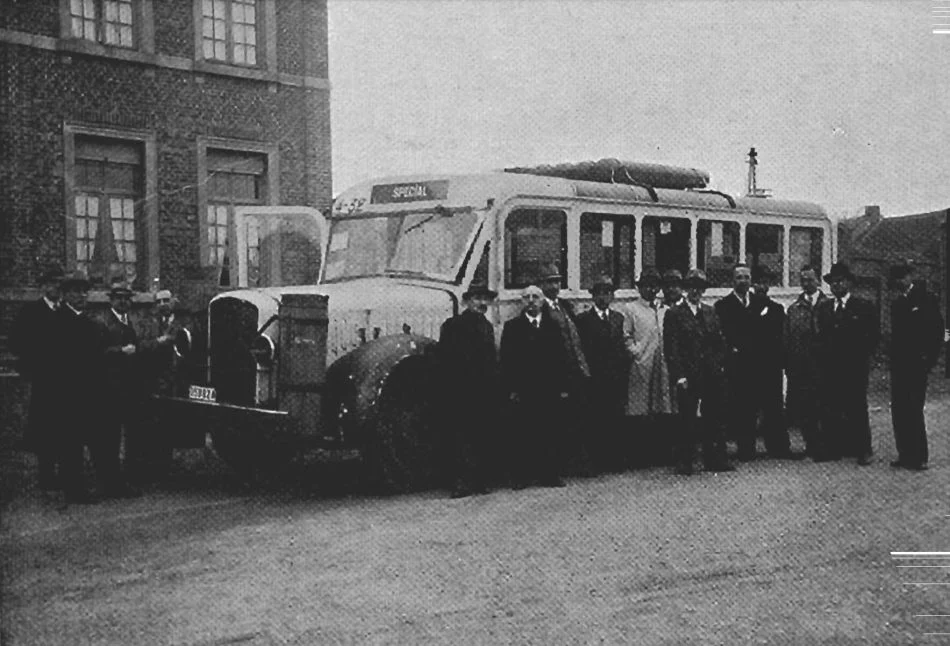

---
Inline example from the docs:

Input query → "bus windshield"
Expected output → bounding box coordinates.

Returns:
[322,210,482,283]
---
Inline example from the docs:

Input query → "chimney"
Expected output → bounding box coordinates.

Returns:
[864,205,881,220]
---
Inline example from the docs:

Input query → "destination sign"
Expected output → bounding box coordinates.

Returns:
[370,180,449,204]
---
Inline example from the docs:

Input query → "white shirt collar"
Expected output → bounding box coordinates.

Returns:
[43,296,58,311]
[732,290,749,306]
[66,303,82,315]
[112,308,129,324]
[594,305,610,319]
[687,301,700,315]
[525,312,542,326]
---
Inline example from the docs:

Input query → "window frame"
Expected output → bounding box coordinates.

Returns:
[63,124,157,288]
[196,138,279,287]
[194,0,276,70]
[60,0,151,50]
[501,205,569,291]
[579,211,638,292]
[640,212,693,279]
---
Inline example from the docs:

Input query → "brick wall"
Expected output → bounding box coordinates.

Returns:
[0,0,331,336]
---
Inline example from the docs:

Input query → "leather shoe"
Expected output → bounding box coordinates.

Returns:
[857,453,873,466]
[541,478,566,488]
[907,463,929,471]
[450,488,473,499]
[705,462,736,473]
[890,460,905,469]
[64,491,98,505]
[771,451,806,461]
[675,464,694,476]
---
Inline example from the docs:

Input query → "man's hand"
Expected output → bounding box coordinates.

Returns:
[677,377,688,389]
[121,344,136,355]
[509,392,520,404]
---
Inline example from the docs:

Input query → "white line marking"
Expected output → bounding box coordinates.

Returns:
[917,615,950,617]
[892,552,950,557]
[902,583,950,586]
[897,565,950,568]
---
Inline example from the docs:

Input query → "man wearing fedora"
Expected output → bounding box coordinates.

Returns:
[623,267,674,465]
[10,265,64,493]
[96,278,143,496]
[663,269,734,474]
[815,262,879,465]
[661,269,686,308]
[888,262,944,471]
[438,283,501,498]
[575,275,628,472]
[784,264,828,459]
[54,270,107,503]
[500,284,571,488]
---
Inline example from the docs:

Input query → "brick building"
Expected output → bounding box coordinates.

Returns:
[838,206,948,347]
[0,0,331,333]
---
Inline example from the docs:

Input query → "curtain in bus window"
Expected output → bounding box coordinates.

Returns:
[504,209,566,288]
[642,216,691,276]
[789,227,823,287]
[580,214,636,289]
[746,223,784,286]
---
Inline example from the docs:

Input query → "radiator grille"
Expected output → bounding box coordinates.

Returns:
[209,297,258,406]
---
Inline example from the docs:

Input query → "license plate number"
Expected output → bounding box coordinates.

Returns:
[189,385,217,402]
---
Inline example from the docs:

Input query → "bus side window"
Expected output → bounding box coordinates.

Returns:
[504,209,566,289]
[642,216,691,277]
[789,227,824,286]
[580,213,636,290]
[746,223,784,286]
[696,220,740,287]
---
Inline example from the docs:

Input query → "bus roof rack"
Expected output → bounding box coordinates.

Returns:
[503,158,710,191]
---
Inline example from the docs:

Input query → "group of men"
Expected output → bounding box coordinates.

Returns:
[439,259,944,497]
[12,267,181,504]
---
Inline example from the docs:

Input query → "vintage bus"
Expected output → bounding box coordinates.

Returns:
[166,160,835,491]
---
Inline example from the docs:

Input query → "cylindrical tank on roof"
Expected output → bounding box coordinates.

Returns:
[505,158,709,190]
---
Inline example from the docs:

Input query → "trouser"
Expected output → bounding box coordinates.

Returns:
[725,364,758,457]
[450,409,494,492]
[27,383,58,490]
[891,367,930,466]
[92,413,128,492]
[57,432,87,498]
[787,377,821,456]
[508,394,566,485]
[674,384,728,469]
[125,397,173,484]
[821,370,872,458]
[755,366,790,456]
[582,385,626,473]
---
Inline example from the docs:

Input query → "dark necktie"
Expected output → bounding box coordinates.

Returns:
[532,318,540,329]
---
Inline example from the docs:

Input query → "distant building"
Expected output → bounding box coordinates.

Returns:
[838,206,948,345]
[0,0,331,330]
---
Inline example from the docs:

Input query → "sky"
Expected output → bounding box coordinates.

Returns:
[328,1,949,218]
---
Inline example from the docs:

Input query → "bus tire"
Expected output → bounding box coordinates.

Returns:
[362,359,437,494]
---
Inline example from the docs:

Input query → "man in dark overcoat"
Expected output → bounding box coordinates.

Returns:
[96,278,143,496]
[815,262,879,465]
[500,285,571,489]
[663,270,734,475]
[438,284,500,498]
[888,262,944,470]
[749,266,800,459]
[55,271,108,503]
[714,263,758,460]
[784,264,828,459]
[575,276,628,472]
[10,265,63,492]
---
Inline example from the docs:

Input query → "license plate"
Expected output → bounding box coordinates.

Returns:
[188,385,217,403]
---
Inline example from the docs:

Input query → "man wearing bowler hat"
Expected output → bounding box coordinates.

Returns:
[10,265,64,493]
[575,275,628,471]
[663,269,734,474]
[888,261,943,470]
[438,283,501,497]
[815,262,879,464]
[662,269,686,308]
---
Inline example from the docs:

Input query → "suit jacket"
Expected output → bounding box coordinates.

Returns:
[748,293,785,369]
[500,311,571,403]
[542,301,591,386]
[97,309,143,396]
[664,301,726,393]
[575,307,627,399]
[55,306,106,418]
[815,293,879,378]
[784,291,827,381]
[438,309,499,404]
[548,297,577,323]
[891,284,944,373]
[714,291,755,370]
[10,298,59,381]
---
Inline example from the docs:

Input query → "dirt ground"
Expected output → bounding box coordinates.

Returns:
[1,372,948,646]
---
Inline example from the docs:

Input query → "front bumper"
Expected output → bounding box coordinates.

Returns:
[153,395,290,448]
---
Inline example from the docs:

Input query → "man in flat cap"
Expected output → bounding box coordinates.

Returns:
[623,267,673,466]
[661,269,686,308]
[663,269,734,474]
[888,262,944,470]
[438,283,501,497]
[500,284,571,488]
[575,276,628,471]
[10,265,64,493]
[814,262,879,465]
[784,264,828,459]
